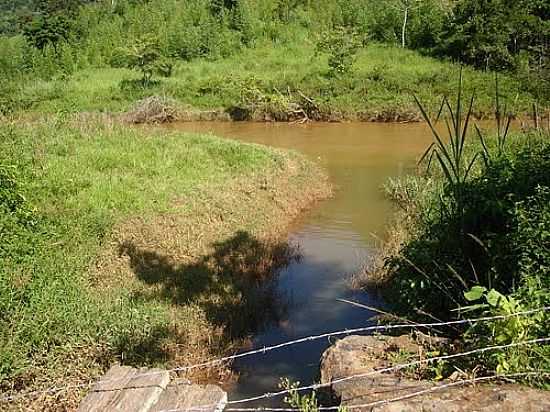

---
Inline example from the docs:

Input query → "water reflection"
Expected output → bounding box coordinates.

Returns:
[162,122,431,404]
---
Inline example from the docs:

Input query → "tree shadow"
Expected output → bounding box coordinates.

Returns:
[116,231,296,363]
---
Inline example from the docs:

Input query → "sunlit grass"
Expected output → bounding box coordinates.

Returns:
[0,117,329,408]
[17,42,534,117]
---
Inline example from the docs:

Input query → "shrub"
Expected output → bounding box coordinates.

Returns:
[113,35,173,85]
[385,137,550,316]
[315,26,365,77]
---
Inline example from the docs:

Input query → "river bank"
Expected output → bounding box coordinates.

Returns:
[0,116,330,411]
[2,43,539,122]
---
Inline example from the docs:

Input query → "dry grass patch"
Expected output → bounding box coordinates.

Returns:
[123,96,180,124]
[92,152,331,380]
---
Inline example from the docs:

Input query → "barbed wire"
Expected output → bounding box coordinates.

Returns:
[222,371,550,412]
[1,307,548,404]
[224,336,550,405]
[157,337,550,412]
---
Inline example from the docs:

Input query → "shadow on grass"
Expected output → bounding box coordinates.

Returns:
[116,231,295,364]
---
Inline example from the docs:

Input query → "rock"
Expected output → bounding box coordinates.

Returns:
[320,335,550,412]
[150,379,227,412]
[78,365,170,412]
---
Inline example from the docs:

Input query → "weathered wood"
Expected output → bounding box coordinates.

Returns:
[150,380,227,412]
[78,365,170,412]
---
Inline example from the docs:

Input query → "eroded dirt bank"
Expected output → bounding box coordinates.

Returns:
[92,149,332,382]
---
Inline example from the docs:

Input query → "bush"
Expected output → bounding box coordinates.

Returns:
[315,27,365,77]
[376,80,550,380]
[113,35,173,85]
[385,138,550,316]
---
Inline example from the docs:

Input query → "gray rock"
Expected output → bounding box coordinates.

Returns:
[150,379,227,412]
[320,335,550,412]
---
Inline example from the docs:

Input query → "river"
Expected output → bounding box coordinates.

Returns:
[165,121,432,406]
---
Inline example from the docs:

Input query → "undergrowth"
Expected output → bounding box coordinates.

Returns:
[1,40,537,120]
[366,79,550,385]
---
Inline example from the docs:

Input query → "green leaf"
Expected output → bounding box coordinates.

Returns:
[456,303,489,313]
[486,289,506,307]
[464,285,487,301]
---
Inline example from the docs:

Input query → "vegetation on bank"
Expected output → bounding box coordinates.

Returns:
[361,80,550,385]
[3,42,535,121]
[1,0,548,119]
[0,0,548,408]
[0,116,329,410]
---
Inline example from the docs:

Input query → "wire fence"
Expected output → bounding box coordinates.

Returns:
[222,371,550,412]
[1,307,549,406]
[156,367,550,412]
[163,336,549,411]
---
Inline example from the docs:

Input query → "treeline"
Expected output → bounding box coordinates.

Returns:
[1,0,549,100]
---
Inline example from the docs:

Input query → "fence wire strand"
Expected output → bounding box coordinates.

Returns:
[155,337,550,412]
[1,307,549,404]
[221,371,550,412]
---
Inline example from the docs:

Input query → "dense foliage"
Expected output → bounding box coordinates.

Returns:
[1,0,547,103]
[386,138,550,315]
[381,84,550,378]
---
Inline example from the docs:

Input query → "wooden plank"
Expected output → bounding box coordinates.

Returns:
[78,365,170,412]
[150,380,227,412]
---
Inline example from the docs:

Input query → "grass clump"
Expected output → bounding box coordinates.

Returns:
[0,117,330,409]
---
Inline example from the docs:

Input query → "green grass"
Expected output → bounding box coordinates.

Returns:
[8,39,535,119]
[0,116,329,408]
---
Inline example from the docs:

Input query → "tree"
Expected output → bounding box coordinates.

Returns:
[392,0,422,48]
[115,36,173,85]
[22,13,71,50]
[21,0,87,50]
[316,27,365,77]
[438,0,549,71]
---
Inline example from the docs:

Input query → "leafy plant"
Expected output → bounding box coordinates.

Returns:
[280,378,347,412]
[114,35,173,85]
[22,13,71,51]
[416,70,478,191]
[316,27,365,77]
[0,162,35,226]
[475,74,513,163]
[464,286,529,339]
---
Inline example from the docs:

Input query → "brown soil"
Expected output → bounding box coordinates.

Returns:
[120,95,424,124]
[91,151,331,380]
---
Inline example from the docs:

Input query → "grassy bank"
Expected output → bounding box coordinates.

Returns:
[357,86,550,385]
[3,41,537,122]
[0,116,330,410]
[2,1,547,121]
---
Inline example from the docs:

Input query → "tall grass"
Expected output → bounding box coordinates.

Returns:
[415,70,478,190]
[376,75,550,383]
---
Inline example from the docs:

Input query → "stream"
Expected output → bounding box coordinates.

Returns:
[166,121,432,405]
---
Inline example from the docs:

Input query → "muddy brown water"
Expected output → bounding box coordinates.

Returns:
[164,122,433,405]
